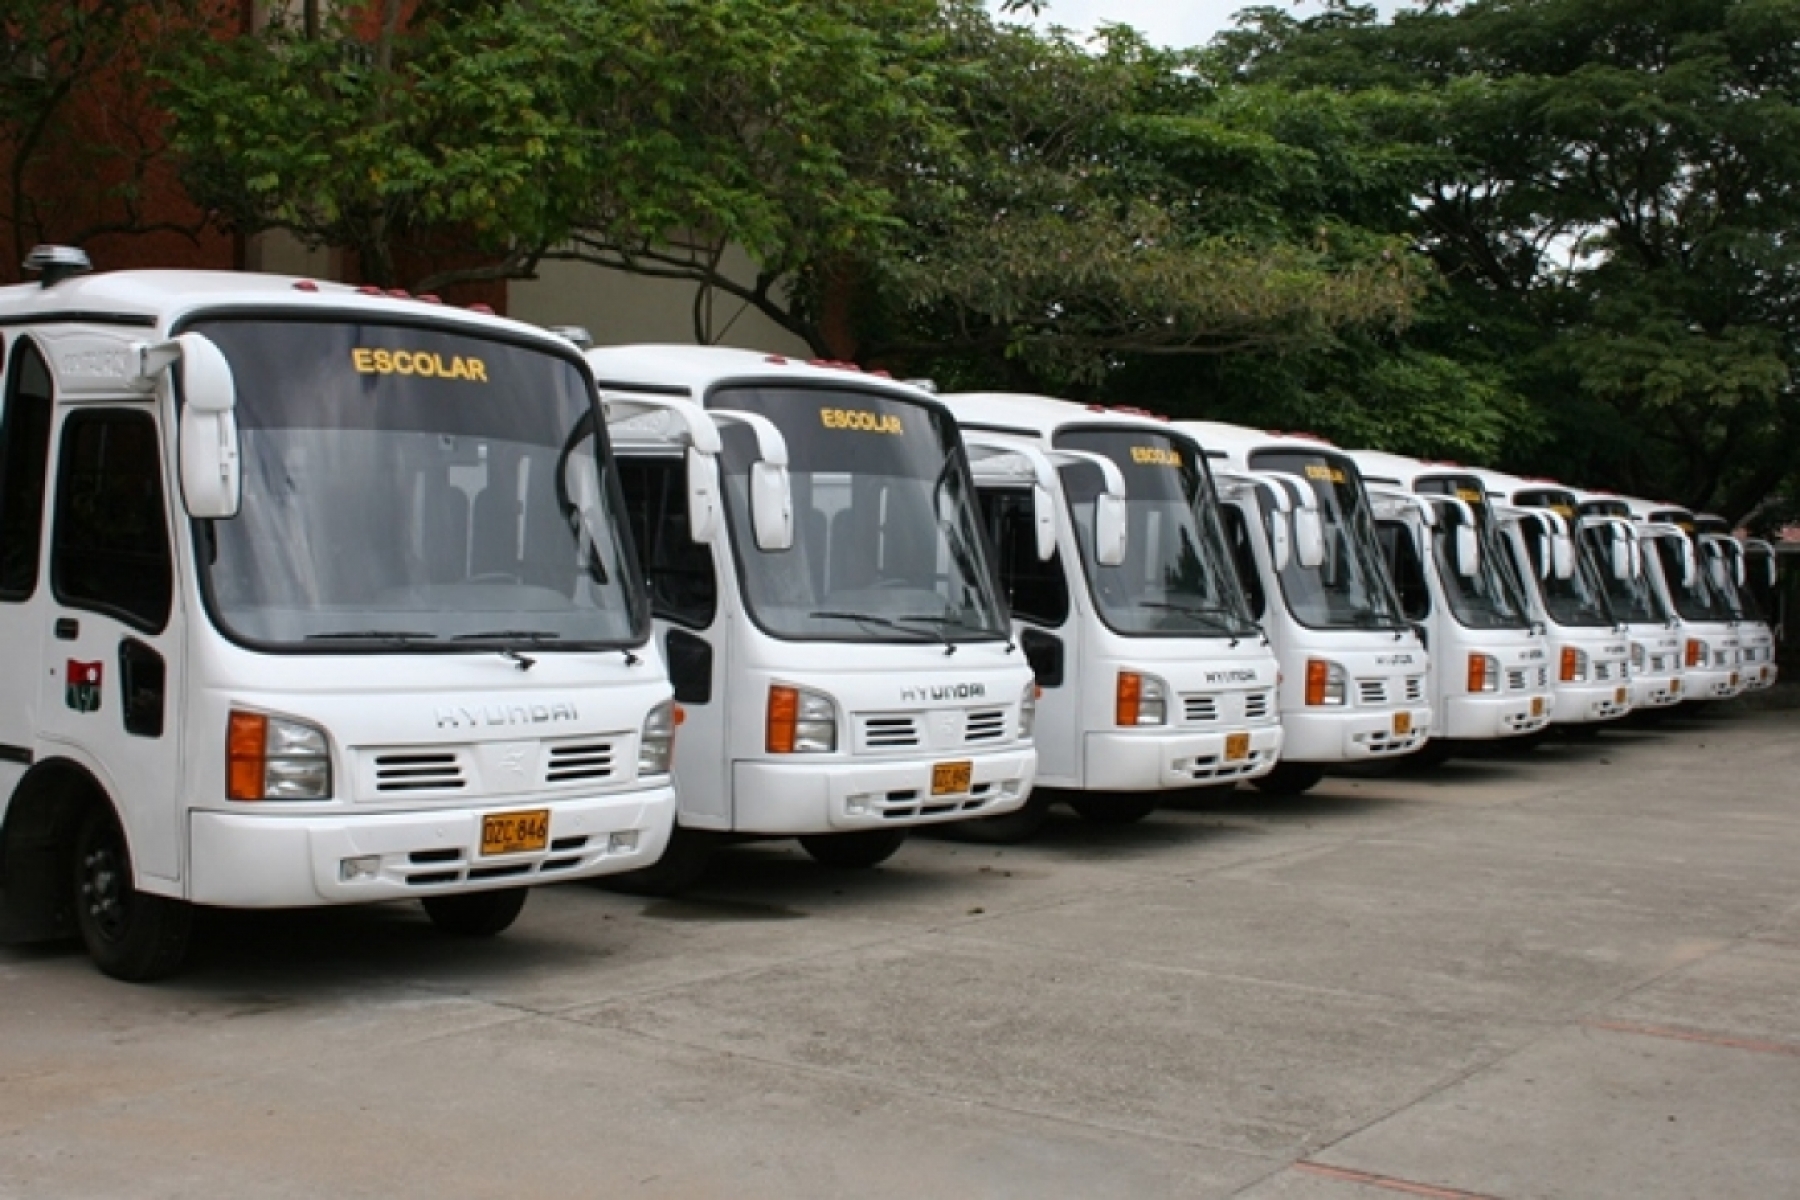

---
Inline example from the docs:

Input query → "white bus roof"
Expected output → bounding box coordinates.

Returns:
[583,343,934,400]
[939,390,1194,444]
[1175,420,1349,469]
[0,265,569,350]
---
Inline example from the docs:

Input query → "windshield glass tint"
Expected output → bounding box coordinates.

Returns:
[1248,449,1406,630]
[1701,539,1748,620]
[1428,500,1529,629]
[192,319,642,649]
[1648,535,1733,621]
[1055,428,1257,638]
[709,384,1006,643]
[1515,518,1612,627]
[1580,525,1664,623]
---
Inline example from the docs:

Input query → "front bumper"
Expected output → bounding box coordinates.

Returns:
[188,784,678,906]
[731,748,1036,834]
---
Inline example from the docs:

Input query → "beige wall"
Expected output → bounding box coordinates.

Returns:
[507,255,810,356]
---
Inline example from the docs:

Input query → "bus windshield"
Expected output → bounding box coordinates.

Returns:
[1248,448,1407,631]
[1056,427,1260,639]
[1416,477,1530,630]
[1518,520,1613,627]
[1427,498,1530,629]
[1580,525,1666,624]
[1647,534,1734,622]
[710,384,1008,643]
[191,318,645,650]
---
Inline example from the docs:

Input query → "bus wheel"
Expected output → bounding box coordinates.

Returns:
[799,829,907,869]
[73,804,193,982]
[422,887,528,936]
[1252,764,1326,795]
[1068,794,1159,824]
[936,795,1051,845]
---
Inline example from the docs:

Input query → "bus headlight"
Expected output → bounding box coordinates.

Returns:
[1116,672,1168,726]
[1466,654,1500,694]
[1685,638,1704,667]
[767,685,837,753]
[638,700,677,776]
[1630,643,1646,672]
[227,710,332,801]
[1304,659,1347,706]
[1559,646,1589,683]
[1020,682,1039,740]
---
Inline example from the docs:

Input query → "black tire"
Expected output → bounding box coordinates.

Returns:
[72,803,193,982]
[798,829,908,869]
[1067,793,1159,823]
[421,887,529,936]
[597,826,716,897]
[936,794,1052,845]
[1251,763,1326,795]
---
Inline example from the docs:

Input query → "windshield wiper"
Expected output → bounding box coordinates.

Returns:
[306,630,437,644]
[807,610,942,642]
[452,630,563,643]
[1135,601,1256,638]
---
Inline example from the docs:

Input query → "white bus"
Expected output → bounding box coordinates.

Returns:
[946,392,1282,837]
[585,346,1038,889]
[1180,422,1431,793]
[1469,471,1633,727]
[1570,493,1686,712]
[1624,500,1744,701]
[0,249,678,979]
[1693,514,1778,692]
[1350,451,1554,753]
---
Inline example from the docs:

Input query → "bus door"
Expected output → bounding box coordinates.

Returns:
[35,365,185,883]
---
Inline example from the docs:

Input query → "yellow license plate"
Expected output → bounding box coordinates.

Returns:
[1393,711,1412,736]
[1731,672,1740,687]
[1670,678,1681,693]
[1615,687,1627,704]
[1225,732,1250,761]
[1531,696,1545,717]
[931,760,973,796]
[481,809,549,856]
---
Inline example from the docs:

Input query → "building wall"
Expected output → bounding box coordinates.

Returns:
[507,255,810,357]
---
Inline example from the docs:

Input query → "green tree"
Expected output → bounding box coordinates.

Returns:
[0,0,226,272]
[1213,0,1800,522]
[157,0,1425,370]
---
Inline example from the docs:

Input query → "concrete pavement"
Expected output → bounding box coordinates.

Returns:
[3,698,1797,1198]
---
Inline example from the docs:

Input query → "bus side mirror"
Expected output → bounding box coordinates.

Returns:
[1552,535,1574,580]
[1094,492,1127,567]
[685,446,721,544]
[749,459,793,552]
[1266,511,1291,572]
[1455,525,1480,577]
[172,334,241,520]
[1293,507,1325,569]
[1032,483,1057,561]
[1611,535,1632,582]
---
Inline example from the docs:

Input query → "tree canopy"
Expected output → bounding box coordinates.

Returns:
[4,0,1797,520]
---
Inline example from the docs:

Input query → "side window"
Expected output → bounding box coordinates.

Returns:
[1376,521,1431,621]
[0,338,54,601]
[52,409,174,632]
[977,487,1068,626]
[616,456,717,628]
[1219,505,1266,620]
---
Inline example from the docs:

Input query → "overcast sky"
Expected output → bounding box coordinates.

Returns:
[993,1,1402,51]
